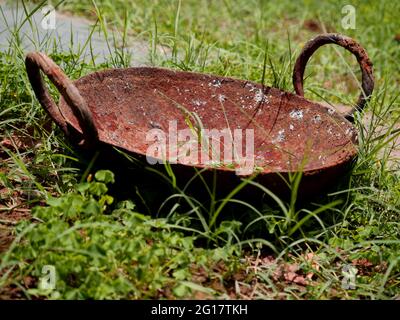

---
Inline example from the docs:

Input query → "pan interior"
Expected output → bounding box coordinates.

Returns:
[59,67,358,174]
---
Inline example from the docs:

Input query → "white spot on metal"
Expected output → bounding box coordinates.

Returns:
[312,114,321,123]
[345,128,353,136]
[218,94,226,102]
[272,129,285,143]
[192,99,206,107]
[328,107,335,115]
[209,79,222,88]
[254,89,269,104]
[290,110,304,120]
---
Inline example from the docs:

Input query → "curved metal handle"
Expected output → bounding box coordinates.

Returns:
[293,33,374,121]
[25,52,98,147]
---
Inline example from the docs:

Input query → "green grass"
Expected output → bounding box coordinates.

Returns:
[0,0,399,299]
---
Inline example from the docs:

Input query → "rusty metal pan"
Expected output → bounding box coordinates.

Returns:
[25,33,374,195]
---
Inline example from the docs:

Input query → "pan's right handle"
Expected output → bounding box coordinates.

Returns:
[25,52,98,147]
[293,33,374,122]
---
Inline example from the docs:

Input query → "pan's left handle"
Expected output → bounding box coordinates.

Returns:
[292,33,374,122]
[25,52,98,147]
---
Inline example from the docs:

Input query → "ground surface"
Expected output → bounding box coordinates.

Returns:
[0,0,399,299]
